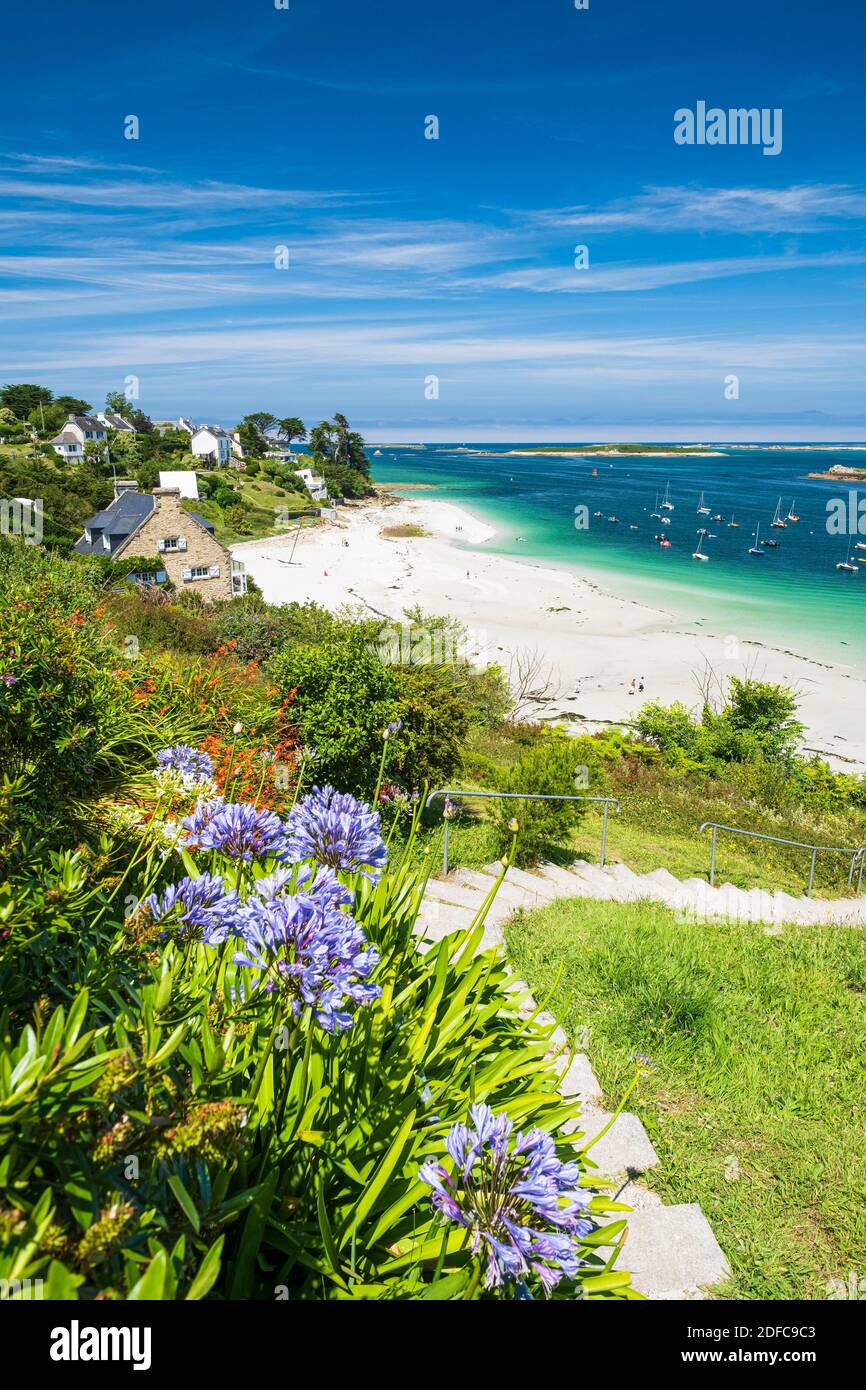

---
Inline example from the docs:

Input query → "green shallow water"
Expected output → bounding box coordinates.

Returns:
[370,443,866,673]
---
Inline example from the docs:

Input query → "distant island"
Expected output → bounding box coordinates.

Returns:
[806,462,866,482]
[503,444,727,458]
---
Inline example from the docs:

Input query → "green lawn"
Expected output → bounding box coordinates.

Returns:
[506,896,866,1299]
[185,476,316,545]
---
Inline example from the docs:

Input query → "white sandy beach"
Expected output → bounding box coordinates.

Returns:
[231,496,866,771]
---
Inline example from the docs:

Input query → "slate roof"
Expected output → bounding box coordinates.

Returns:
[74,492,215,556]
[70,415,107,431]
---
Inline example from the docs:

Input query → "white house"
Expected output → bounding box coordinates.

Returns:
[190,426,231,466]
[49,414,108,462]
[176,417,198,435]
[229,430,245,460]
[159,469,200,499]
[294,466,328,502]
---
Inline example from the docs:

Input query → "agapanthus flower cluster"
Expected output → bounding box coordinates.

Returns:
[284,786,387,880]
[146,872,238,945]
[155,745,215,787]
[226,868,380,1031]
[182,799,290,862]
[419,1103,592,1295]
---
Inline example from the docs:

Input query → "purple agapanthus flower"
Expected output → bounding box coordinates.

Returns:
[182,800,290,862]
[146,872,237,945]
[226,869,380,1031]
[284,786,387,880]
[0,674,17,687]
[156,744,214,786]
[419,1103,592,1295]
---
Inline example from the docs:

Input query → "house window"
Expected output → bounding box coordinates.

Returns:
[190,565,210,579]
[162,537,179,550]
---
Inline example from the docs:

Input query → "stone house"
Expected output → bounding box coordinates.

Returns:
[74,481,246,599]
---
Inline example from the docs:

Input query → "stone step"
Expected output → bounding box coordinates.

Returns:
[616,1203,730,1300]
[424,877,491,912]
[483,862,559,902]
[645,867,684,894]
[588,1200,731,1300]
[567,863,627,901]
[570,1102,660,1175]
[556,1052,603,1103]
[537,860,593,893]
[452,867,528,908]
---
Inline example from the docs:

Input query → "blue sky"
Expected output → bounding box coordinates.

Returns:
[1,0,865,438]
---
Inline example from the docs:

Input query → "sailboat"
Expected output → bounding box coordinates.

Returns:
[660,482,674,512]
[650,492,661,520]
[836,541,858,574]
[728,513,740,529]
[771,498,788,530]
[748,524,764,555]
[697,491,711,515]
[786,500,800,523]
[692,535,709,562]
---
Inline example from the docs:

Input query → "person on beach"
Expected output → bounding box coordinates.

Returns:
[638,676,645,693]
[628,678,636,696]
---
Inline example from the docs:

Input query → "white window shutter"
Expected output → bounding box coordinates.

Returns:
[178,536,188,551]
[182,567,192,581]
[209,564,220,577]
[157,538,165,552]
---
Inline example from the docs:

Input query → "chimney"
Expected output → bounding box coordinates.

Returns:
[113,478,139,500]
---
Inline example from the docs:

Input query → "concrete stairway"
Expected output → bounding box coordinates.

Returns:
[412,854,862,1299]
[416,858,866,940]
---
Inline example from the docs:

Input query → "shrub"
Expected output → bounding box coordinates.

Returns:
[493,730,591,866]
[272,635,470,795]
[271,638,404,794]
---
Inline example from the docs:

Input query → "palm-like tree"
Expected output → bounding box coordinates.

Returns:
[277,417,307,446]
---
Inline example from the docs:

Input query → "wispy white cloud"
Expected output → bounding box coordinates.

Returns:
[460,251,866,294]
[523,183,866,234]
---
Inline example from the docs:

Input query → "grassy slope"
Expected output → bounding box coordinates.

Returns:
[183,475,315,545]
[506,896,866,1299]
[449,728,865,899]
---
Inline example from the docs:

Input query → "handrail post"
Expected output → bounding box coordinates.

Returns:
[709,825,717,886]
[807,848,817,897]
[443,817,450,876]
[859,850,865,895]
[848,852,857,889]
[600,801,609,867]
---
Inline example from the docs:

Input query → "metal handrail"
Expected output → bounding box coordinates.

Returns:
[699,821,866,897]
[426,789,621,875]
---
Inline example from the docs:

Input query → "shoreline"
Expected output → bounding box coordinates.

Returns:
[231,494,866,772]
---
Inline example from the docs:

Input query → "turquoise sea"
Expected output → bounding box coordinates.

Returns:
[369,444,866,671]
